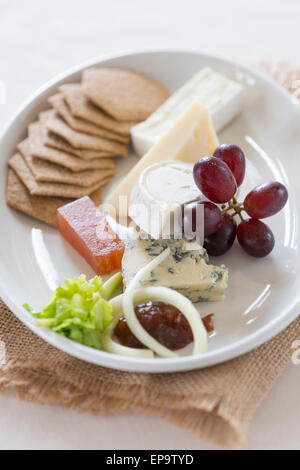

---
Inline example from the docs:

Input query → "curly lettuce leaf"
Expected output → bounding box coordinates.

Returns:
[24,275,114,350]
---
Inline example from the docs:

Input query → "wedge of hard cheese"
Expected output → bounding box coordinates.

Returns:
[122,236,228,303]
[131,67,244,156]
[106,103,218,216]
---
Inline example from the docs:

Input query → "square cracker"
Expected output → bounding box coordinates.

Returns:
[40,111,115,160]
[48,93,129,144]
[59,83,137,136]
[82,68,168,121]
[6,169,103,228]
[29,122,115,172]
[43,110,128,156]
[18,138,115,187]
[9,152,112,199]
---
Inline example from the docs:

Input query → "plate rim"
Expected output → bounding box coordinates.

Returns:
[1,48,300,373]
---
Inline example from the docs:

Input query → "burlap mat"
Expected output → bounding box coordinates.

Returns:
[0,64,299,448]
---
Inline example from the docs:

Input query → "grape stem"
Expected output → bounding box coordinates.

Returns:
[221,198,246,222]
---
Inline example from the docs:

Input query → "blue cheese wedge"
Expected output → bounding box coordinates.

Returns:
[122,236,228,303]
[131,67,245,157]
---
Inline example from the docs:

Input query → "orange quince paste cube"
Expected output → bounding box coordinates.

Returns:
[57,196,125,275]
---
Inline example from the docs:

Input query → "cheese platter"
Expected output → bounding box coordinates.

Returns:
[0,50,299,372]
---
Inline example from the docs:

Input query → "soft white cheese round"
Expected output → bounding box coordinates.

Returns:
[129,161,203,239]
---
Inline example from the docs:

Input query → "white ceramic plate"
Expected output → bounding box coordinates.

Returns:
[0,50,299,373]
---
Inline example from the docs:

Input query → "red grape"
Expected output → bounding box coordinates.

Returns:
[182,201,223,237]
[237,218,275,257]
[244,182,288,219]
[204,213,237,256]
[213,144,246,186]
[193,157,237,204]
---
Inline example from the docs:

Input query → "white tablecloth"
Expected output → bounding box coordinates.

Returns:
[0,0,299,450]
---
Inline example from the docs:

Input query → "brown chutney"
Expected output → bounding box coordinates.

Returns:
[114,301,214,351]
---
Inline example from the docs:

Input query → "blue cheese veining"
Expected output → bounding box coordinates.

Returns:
[122,235,228,303]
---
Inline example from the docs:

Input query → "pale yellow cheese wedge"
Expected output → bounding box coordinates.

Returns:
[106,102,218,215]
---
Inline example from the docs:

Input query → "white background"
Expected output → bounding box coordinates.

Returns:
[0,0,300,450]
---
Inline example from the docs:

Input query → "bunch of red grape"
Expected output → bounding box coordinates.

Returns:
[183,144,288,258]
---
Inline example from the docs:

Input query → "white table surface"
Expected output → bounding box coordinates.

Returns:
[0,0,299,450]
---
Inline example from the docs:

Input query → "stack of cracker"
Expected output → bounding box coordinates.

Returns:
[6,68,168,227]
